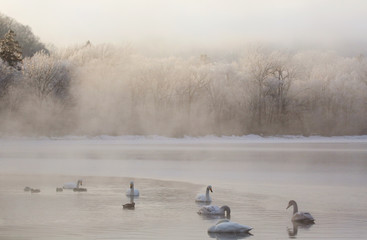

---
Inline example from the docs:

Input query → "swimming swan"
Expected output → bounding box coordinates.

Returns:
[63,180,83,189]
[287,200,315,223]
[198,205,231,217]
[208,219,252,233]
[196,185,213,202]
[126,181,139,196]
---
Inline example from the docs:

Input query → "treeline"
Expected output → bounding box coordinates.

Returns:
[0,13,48,57]
[1,41,366,137]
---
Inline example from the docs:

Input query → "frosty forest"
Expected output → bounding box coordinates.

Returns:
[1,13,367,137]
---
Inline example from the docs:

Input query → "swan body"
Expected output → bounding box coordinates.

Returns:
[126,181,139,196]
[195,185,213,202]
[198,205,231,217]
[63,180,83,189]
[287,200,315,223]
[208,219,252,233]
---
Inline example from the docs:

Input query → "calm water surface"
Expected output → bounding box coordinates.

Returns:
[0,140,366,239]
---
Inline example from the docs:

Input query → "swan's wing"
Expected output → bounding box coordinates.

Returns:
[293,212,315,222]
[126,189,139,196]
[198,205,210,214]
[195,194,211,202]
[209,221,252,233]
[195,194,205,201]
[216,219,230,225]
[301,212,315,221]
[198,205,220,214]
[221,222,252,233]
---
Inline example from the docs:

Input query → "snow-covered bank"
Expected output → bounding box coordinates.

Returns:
[1,134,367,144]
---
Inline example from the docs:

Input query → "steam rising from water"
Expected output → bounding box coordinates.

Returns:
[1,43,367,137]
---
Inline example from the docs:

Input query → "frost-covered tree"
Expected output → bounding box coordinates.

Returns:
[243,46,274,130]
[0,30,22,68]
[0,59,16,98]
[22,51,71,104]
[0,13,47,57]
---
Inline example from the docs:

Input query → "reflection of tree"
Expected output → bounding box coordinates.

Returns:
[287,221,314,238]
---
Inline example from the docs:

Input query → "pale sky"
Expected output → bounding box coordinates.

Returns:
[1,0,367,54]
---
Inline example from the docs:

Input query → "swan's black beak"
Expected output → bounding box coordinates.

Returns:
[210,187,213,192]
[130,184,133,188]
[286,204,291,209]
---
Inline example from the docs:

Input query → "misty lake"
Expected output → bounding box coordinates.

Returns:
[0,138,367,239]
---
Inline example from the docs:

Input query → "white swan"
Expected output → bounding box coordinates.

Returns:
[126,181,139,196]
[63,179,83,189]
[198,205,231,217]
[287,200,315,223]
[208,219,253,233]
[196,185,213,202]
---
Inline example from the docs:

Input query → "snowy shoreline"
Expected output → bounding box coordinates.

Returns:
[1,134,367,144]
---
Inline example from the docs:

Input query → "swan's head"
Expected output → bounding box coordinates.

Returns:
[78,180,83,186]
[130,181,134,189]
[287,200,297,209]
[207,185,213,192]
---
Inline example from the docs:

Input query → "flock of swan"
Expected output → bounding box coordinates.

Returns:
[123,183,315,235]
[24,179,87,193]
[24,180,315,235]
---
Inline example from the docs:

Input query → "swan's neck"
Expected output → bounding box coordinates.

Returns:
[205,188,210,199]
[130,186,134,195]
[76,181,80,188]
[221,206,231,216]
[292,202,298,214]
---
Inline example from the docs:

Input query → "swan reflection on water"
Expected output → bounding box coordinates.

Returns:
[123,191,137,210]
[287,221,314,238]
[208,232,252,240]
[199,213,230,221]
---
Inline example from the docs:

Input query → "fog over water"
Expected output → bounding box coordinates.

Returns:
[0,138,367,239]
